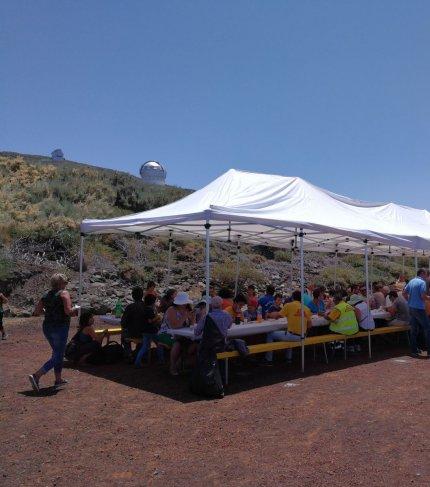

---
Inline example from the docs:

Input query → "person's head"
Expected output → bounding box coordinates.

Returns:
[266,284,275,296]
[144,294,157,306]
[209,285,217,297]
[173,291,193,309]
[79,309,94,329]
[333,292,344,304]
[247,284,256,295]
[146,280,156,290]
[132,286,144,302]
[164,288,176,301]
[195,300,207,310]
[388,290,399,301]
[211,296,223,310]
[313,289,321,301]
[218,287,234,299]
[233,293,247,307]
[359,286,367,297]
[417,268,427,278]
[274,293,283,305]
[50,273,68,291]
[291,290,301,302]
[374,283,383,292]
[382,286,390,296]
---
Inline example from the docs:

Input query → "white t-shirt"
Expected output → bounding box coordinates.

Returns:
[355,301,375,330]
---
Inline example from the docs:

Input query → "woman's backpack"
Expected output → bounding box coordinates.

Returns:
[101,341,124,364]
[64,332,80,362]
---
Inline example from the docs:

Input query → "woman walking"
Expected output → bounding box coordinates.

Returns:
[29,273,78,392]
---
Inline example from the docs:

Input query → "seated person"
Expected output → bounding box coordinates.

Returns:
[371,283,386,309]
[258,284,276,318]
[134,294,164,367]
[194,299,208,324]
[225,293,247,324]
[75,310,108,364]
[386,290,410,325]
[195,296,233,339]
[325,292,359,335]
[121,286,147,358]
[158,292,196,376]
[158,288,176,314]
[348,293,375,330]
[262,290,312,365]
[307,289,326,315]
[266,293,283,318]
[246,285,258,320]
[218,287,234,310]
[145,280,158,298]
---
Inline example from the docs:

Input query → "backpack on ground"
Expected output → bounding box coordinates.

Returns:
[102,341,124,364]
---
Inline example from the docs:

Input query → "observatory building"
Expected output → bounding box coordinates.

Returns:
[51,149,65,161]
[140,160,167,185]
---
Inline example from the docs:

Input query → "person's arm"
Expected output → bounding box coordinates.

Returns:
[121,306,130,327]
[402,283,410,301]
[326,309,341,322]
[33,299,45,316]
[354,307,361,322]
[0,293,8,304]
[84,326,107,344]
[60,290,78,317]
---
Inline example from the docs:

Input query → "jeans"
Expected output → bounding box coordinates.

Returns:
[265,330,302,361]
[42,323,70,374]
[134,333,164,365]
[409,308,430,355]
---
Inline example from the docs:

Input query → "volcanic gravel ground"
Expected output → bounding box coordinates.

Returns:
[1,318,429,486]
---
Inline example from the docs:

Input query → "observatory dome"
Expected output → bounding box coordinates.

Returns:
[140,160,167,185]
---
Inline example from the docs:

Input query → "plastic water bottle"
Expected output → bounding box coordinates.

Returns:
[114,299,124,318]
[257,305,263,322]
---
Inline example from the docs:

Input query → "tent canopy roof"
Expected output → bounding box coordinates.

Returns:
[81,169,430,256]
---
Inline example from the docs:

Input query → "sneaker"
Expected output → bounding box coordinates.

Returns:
[28,374,40,392]
[260,359,273,367]
[1,334,7,340]
[54,379,68,388]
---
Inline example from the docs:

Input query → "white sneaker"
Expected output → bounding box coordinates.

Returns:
[28,374,40,392]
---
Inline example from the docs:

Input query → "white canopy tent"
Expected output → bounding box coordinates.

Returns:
[80,169,430,371]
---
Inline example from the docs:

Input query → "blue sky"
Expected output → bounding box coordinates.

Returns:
[2,1,429,208]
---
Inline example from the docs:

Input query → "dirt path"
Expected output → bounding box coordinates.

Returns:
[1,318,429,486]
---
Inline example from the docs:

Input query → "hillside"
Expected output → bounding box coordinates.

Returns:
[0,151,418,316]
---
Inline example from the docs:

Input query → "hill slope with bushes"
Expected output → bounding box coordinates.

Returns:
[0,151,418,316]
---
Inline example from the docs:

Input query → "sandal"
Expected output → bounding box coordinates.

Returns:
[28,374,40,392]
[54,379,68,388]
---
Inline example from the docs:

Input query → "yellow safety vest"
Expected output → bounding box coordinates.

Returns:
[329,301,359,336]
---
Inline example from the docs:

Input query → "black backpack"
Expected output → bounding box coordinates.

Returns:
[190,315,225,398]
[102,341,124,364]
[64,331,80,362]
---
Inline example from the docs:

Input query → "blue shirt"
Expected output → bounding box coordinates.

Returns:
[404,277,427,310]
[303,293,312,307]
[258,294,275,318]
[307,299,326,314]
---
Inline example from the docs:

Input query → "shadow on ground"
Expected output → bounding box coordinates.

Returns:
[65,335,413,403]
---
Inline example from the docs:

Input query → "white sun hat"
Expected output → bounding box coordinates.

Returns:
[173,291,193,306]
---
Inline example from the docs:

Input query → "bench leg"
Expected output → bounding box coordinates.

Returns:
[301,342,305,373]
[313,345,316,361]
[224,358,229,385]
[368,332,372,359]
[323,343,328,364]
[344,339,347,360]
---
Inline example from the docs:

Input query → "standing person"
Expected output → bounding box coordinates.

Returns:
[258,285,276,319]
[403,269,430,358]
[29,274,78,392]
[0,292,9,339]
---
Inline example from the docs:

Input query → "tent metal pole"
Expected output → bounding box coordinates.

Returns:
[204,220,211,312]
[364,240,371,358]
[78,234,84,317]
[299,228,305,373]
[234,236,241,296]
[370,252,374,286]
[334,249,338,288]
[166,230,173,286]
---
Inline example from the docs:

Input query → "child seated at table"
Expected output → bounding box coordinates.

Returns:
[225,294,247,324]
[266,293,283,318]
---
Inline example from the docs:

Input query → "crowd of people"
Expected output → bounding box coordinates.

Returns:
[0,268,426,392]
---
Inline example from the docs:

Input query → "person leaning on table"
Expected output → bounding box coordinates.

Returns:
[386,290,409,326]
[325,292,359,336]
[261,290,312,366]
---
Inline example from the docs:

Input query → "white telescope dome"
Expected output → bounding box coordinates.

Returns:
[140,160,167,185]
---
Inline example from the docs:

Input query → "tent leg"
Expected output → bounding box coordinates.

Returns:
[204,220,211,312]
[78,234,84,317]
[323,343,328,364]
[225,358,229,385]
[234,237,241,296]
[299,228,305,373]
[166,231,173,286]
[368,331,372,359]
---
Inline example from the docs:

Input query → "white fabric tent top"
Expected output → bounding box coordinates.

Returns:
[81,169,430,256]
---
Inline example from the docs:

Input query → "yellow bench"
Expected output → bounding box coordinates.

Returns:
[217,324,410,383]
